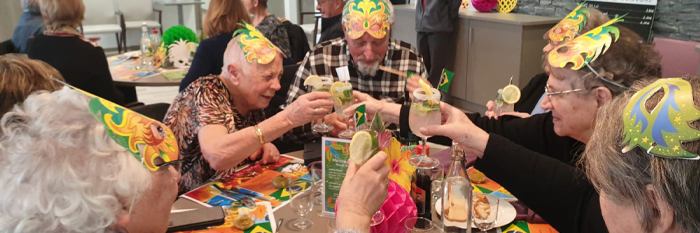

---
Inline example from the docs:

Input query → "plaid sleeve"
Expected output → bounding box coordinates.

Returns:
[281,50,320,144]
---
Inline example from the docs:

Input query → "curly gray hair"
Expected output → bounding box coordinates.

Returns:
[583,76,700,233]
[0,87,151,232]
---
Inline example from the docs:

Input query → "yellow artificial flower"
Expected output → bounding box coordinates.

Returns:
[383,137,416,192]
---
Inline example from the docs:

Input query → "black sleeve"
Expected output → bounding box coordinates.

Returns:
[475,134,607,233]
[180,40,213,91]
[93,47,125,105]
[466,112,581,164]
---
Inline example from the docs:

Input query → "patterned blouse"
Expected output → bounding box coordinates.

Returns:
[256,14,292,59]
[163,76,265,193]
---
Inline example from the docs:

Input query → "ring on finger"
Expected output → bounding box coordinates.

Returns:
[315,107,319,114]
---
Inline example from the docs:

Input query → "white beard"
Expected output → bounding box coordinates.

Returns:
[357,61,379,77]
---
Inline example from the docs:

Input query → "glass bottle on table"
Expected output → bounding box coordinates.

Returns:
[441,141,472,233]
[139,22,153,70]
[409,143,439,221]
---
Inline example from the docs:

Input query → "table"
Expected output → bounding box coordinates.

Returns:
[108,52,185,87]
[112,73,183,87]
[154,0,204,26]
[171,143,512,233]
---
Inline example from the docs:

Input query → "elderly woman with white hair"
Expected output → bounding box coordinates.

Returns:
[582,76,700,233]
[0,87,180,232]
[164,24,333,194]
[11,0,44,53]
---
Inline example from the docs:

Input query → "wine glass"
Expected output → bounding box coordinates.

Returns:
[408,87,441,168]
[287,181,314,229]
[333,82,356,139]
[307,161,323,205]
[403,217,438,233]
[308,77,334,134]
[472,193,499,233]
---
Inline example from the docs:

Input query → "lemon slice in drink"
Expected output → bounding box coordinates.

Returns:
[418,78,433,95]
[501,84,521,104]
[303,75,323,89]
[349,131,377,166]
[330,81,347,97]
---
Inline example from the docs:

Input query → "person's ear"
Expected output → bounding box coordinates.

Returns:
[646,185,675,233]
[228,64,242,86]
[253,0,259,7]
[594,86,613,107]
[115,208,131,230]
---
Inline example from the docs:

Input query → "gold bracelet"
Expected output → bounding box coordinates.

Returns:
[253,125,265,145]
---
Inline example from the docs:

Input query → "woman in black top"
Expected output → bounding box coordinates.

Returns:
[416,26,662,233]
[26,0,126,105]
[179,0,251,91]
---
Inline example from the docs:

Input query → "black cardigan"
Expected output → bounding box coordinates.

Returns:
[399,106,607,233]
[27,34,125,105]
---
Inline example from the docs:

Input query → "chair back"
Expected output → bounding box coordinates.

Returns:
[83,0,118,25]
[117,0,155,21]
[282,21,311,63]
[653,37,700,78]
[0,40,16,55]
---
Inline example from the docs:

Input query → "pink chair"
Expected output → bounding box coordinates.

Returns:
[653,37,700,78]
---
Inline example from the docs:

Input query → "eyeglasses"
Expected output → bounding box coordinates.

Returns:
[544,84,598,97]
[154,158,184,173]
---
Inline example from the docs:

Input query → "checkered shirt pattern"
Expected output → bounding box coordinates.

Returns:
[283,37,427,143]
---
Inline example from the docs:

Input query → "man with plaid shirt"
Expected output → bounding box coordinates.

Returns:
[284,0,428,143]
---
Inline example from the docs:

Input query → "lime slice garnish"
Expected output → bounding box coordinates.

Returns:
[501,84,521,104]
[350,131,377,166]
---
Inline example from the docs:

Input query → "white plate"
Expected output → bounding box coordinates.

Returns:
[435,197,517,228]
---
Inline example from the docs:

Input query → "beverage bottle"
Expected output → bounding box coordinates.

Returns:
[140,23,152,69]
[410,145,438,222]
[149,29,161,52]
[441,141,472,233]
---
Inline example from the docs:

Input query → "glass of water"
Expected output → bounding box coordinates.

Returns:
[287,181,314,229]
[472,193,499,232]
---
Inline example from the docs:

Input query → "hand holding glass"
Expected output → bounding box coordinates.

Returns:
[408,87,441,167]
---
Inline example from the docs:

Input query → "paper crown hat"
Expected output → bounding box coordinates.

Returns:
[547,15,623,71]
[549,3,590,43]
[52,78,179,171]
[622,78,700,160]
[343,0,392,39]
[233,22,285,65]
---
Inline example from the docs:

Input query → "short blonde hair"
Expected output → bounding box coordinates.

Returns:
[203,0,252,38]
[0,54,64,118]
[39,0,84,29]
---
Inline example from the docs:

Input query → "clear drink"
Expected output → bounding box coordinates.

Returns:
[309,78,333,134]
[333,85,354,118]
[408,87,441,168]
[408,103,441,138]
